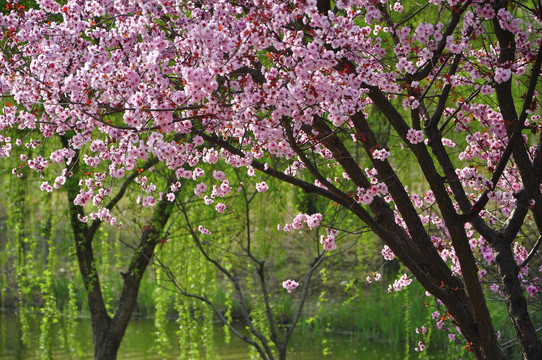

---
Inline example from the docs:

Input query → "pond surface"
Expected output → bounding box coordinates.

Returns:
[0,312,449,359]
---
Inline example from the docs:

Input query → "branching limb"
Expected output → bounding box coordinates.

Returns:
[520,236,542,268]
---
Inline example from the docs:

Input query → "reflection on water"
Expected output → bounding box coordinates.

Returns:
[0,312,412,359]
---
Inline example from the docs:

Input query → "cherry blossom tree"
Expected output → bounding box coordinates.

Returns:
[1,0,541,359]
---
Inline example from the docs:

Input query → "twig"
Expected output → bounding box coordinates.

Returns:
[520,235,542,268]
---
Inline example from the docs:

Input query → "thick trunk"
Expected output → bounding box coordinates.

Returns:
[88,198,172,360]
[347,109,504,359]
[94,328,121,360]
[437,288,504,360]
[88,271,148,360]
[62,136,173,360]
[494,240,542,359]
[491,6,542,357]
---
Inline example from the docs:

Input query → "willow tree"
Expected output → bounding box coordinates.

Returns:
[1,0,541,359]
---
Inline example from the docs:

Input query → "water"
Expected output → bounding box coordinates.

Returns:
[0,312,434,359]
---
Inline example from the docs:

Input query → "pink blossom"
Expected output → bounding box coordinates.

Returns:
[192,167,205,180]
[494,67,511,83]
[176,168,193,180]
[479,4,495,19]
[526,285,538,298]
[204,195,214,205]
[359,191,374,205]
[382,245,396,261]
[40,181,53,192]
[490,284,500,293]
[292,213,307,229]
[406,129,424,144]
[194,182,208,197]
[193,135,204,146]
[367,272,381,283]
[480,85,494,95]
[142,196,157,207]
[415,341,426,352]
[306,213,323,229]
[170,182,181,192]
[371,148,390,161]
[256,181,268,192]
[215,202,226,213]
[213,170,226,181]
[390,274,412,292]
[198,225,211,235]
[282,279,299,293]
[441,138,456,148]
[320,228,338,251]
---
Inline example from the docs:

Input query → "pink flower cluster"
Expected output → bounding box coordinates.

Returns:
[278,213,323,231]
[256,181,269,192]
[381,245,396,261]
[354,183,388,205]
[320,228,338,251]
[388,274,412,292]
[282,279,299,293]
[406,129,424,144]
[366,272,381,284]
[415,341,426,352]
[198,225,211,235]
[371,148,390,161]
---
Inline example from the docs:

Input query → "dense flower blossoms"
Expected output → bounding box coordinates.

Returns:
[1,0,541,355]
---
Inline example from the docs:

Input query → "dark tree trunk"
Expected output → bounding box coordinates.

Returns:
[494,238,542,359]
[94,331,120,360]
[61,137,173,360]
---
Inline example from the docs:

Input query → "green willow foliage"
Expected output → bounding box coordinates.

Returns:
[0,125,83,358]
[38,193,59,360]
[152,268,172,358]
[9,154,33,354]
[171,250,218,360]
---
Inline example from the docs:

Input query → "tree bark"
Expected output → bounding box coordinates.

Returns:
[493,235,542,359]
[61,136,173,359]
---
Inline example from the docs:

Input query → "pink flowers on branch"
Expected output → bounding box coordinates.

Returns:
[1,0,541,358]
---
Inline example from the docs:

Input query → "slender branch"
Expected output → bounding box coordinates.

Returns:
[404,0,472,82]
[517,44,542,127]
[499,190,529,246]
[238,183,279,344]
[500,326,542,351]
[200,132,365,212]
[520,236,542,268]
[178,201,275,359]
[425,53,461,129]
[178,202,236,283]
[155,260,270,360]
[87,157,159,239]
[282,255,318,343]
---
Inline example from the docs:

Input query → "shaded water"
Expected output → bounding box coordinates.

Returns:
[0,312,442,359]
